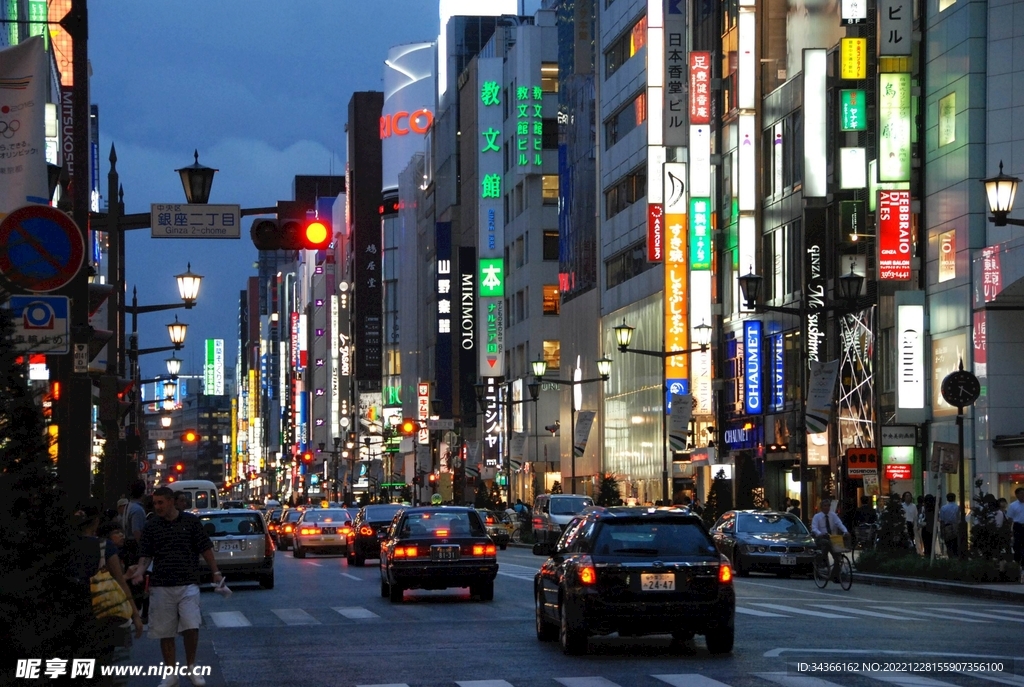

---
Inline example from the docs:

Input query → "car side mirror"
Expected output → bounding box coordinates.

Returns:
[532,542,555,556]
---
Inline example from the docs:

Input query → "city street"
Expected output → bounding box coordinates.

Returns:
[126,548,1024,687]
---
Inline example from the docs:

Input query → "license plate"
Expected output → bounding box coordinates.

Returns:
[780,555,796,565]
[431,545,460,561]
[640,573,675,591]
[220,541,240,552]
[322,527,335,535]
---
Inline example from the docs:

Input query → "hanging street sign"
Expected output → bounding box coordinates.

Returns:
[150,204,241,238]
[0,205,85,293]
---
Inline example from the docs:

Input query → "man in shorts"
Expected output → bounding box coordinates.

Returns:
[130,486,220,687]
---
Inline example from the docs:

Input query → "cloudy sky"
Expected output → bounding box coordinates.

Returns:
[88,1,441,379]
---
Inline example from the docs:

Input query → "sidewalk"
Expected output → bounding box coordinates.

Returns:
[855,571,1024,602]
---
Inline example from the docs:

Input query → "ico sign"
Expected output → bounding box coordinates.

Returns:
[379,109,434,139]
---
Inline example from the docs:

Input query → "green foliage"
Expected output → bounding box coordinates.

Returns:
[0,300,99,672]
[550,480,563,495]
[596,473,622,507]
[875,493,913,553]
[969,483,1013,561]
[702,469,732,528]
[856,549,1021,584]
[398,485,412,504]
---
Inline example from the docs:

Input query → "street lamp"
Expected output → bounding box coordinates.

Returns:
[613,320,711,503]
[175,263,204,308]
[175,150,218,204]
[160,415,172,429]
[165,354,182,377]
[530,355,612,495]
[981,161,1024,227]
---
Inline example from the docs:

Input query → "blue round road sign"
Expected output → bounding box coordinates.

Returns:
[0,205,85,293]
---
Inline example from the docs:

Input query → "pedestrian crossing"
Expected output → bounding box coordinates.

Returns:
[346,671,1024,687]
[200,601,1024,628]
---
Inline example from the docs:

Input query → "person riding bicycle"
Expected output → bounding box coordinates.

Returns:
[811,497,848,581]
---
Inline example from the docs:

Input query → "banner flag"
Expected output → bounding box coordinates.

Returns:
[573,410,596,458]
[806,360,840,433]
[0,36,49,218]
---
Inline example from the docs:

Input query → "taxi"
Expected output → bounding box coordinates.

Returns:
[292,508,356,558]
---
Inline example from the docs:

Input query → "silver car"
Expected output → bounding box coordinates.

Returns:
[197,509,275,589]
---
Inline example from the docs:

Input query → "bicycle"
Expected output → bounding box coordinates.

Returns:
[813,534,853,590]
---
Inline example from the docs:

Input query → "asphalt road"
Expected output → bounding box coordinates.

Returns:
[125,547,1024,687]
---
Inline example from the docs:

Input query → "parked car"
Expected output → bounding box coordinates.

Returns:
[533,507,735,655]
[709,510,817,577]
[380,506,498,602]
[477,509,512,549]
[293,508,356,558]
[346,503,406,566]
[196,508,275,589]
[276,507,304,551]
[532,494,594,545]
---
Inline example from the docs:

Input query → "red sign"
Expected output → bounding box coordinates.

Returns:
[648,204,664,262]
[379,109,434,139]
[0,205,86,293]
[878,190,912,280]
[845,447,877,480]
[883,463,912,481]
[981,245,1002,303]
[973,310,986,369]
[689,52,711,125]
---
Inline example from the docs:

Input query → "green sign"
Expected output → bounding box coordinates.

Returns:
[481,81,501,106]
[515,84,544,168]
[479,258,504,297]
[840,90,867,131]
[689,198,712,270]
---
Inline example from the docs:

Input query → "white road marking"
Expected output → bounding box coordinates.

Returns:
[496,571,534,581]
[862,673,961,687]
[208,611,250,627]
[307,561,322,566]
[271,608,320,625]
[809,604,907,620]
[984,607,1024,618]
[878,607,988,623]
[756,672,848,687]
[736,606,791,617]
[340,573,363,581]
[963,672,1024,687]
[456,681,515,687]
[333,607,379,620]
[928,607,1024,623]
[750,603,854,619]
[654,675,734,687]
[555,678,624,687]
[356,684,409,687]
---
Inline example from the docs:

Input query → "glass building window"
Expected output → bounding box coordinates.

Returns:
[604,168,647,219]
[605,14,647,80]
[543,175,559,205]
[543,340,560,370]
[605,91,646,149]
[543,230,559,261]
[542,62,559,93]
[605,240,655,289]
[542,285,560,315]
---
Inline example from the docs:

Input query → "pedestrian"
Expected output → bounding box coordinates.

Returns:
[121,481,148,625]
[939,492,959,557]
[810,497,848,581]
[901,492,918,550]
[921,494,936,558]
[1007,487,1024,583]
[691,496,704,516]
[787,499,800,517]
[174,490,189,512]
[128,486,221,687]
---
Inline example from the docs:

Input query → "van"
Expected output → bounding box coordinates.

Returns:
[170,480,220,510]
[532,494,594,545]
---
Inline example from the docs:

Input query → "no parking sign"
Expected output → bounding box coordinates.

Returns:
[6,295,70,354]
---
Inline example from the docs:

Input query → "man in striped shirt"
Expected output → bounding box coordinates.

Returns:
[129,486,220,687]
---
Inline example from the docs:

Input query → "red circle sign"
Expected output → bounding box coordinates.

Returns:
[0,205,86,293]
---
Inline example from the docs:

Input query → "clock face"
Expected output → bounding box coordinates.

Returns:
[940,370,981,407]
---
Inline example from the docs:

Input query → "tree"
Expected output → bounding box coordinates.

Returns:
[0,299,99,673]
[474,480,494,509]
[702,469,733,527]
[596,473,622,507]
[875,492,913,553]
[550,480,563,495]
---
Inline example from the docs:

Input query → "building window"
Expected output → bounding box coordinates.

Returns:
[938,93,955,147]
[605,90,646,149]
[542,285,560,315]
[542,118,558,149]
[605,14,647,80]
[543,340,560,370]
[542,175,559,205]
[541,62,559,93]
[605,239,655,289]
[543,230,559,261]
[604,167,647,218]
[517,290,526,322]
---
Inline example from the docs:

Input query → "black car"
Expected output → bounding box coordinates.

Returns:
[379,506,498,602]
[276,508,304,551]
[533,507,735,655]
[346,503,406,566]
[709,509,817,577]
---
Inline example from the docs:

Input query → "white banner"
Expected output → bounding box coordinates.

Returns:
[0,36,49,217]
[573,410,596,458]
[805,359,840,433]
[669,394,692,451]
[511,432,527,466]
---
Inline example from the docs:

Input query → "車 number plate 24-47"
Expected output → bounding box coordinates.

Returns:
[640,573,675,591]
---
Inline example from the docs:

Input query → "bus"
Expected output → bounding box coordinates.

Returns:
[169,480,220,510]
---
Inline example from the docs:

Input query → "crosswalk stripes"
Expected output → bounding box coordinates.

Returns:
[270,608,320,625]
[929,607,1024,623]
[554,678,623,687]
[884,608,989,624]
[757,672,846,687]
[808,604,907,620]
[736,606,790,617]
[334,606,379,619]
[749,603,852,619]
[455,681,515,687]
[207,611,250,627]
[860,673,959,687]
[985,607,1024,618]
[654,674,733,687]
[967,672,1024,687]
[355,673,1021,687]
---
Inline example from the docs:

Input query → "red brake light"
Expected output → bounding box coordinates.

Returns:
[719,563,733,584]
[299,527,321,535]
[435,529,449,537]
[341,526,353,536]
[578,555,597,585]
[393,546,418,558]
[359,525,374,536]
[284,525,293,533]
[472,544,485,555]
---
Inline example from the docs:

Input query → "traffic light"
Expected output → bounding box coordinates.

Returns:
[174,463,184,473]
[181,429,198,442]
[98,376,134,423]
[301,451,314,463]
[249,201,332,251]
[398,418,419,436]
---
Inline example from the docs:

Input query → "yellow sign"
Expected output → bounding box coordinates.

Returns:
[664,214,689,379]
[840,38,867,80]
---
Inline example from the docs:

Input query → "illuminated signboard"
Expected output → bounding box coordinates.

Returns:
[878,190,912,281]
[744,320,762,415]
[770,333,785,411]
[803,50,827,198]
[664,162,689,382]
[379,109,433,138]
[938,229,956,282]
[841,0,868,24]
[478,258,504,297]
[417,382,430,445]
[879,73,912,182]
[896,303,925,411]
[840,90,867,131]
[805,208,827,364]
[478,58,504,377]
[514,84,543,168]
[204,339,224,396]
[840,38,867,79]
[689,198,711,270]
[689,52,711,125]
[482,376,502,468]
[648,203,663,262]
[938,93,956,147]
[737,10,755,110]
[879,0,912,56]
[981,245,1002,303]
[840,148,867,189]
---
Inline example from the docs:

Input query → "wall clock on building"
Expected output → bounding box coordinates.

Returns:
[940,367,981,409]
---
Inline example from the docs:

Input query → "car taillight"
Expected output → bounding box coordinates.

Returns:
[435,529,449,537]
[719,563,733,584]
[470,543,497,556]
[284,525,294,533]
[359,525,374,536]
[393,546,418,557]
[268,523,277,532]
[341,526,353,536]
[299,527,321,535]
[578,555,597,585]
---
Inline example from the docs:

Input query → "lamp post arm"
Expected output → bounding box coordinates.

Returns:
[127,301,190,315]
[91,206,284,233]
[536,376,608,385]
[618,346,707,359]
[134,344,182,357]
[988,216,1024,227]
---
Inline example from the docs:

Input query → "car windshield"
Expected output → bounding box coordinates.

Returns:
[200,513,265,537]
[302,510,349,523]
[364,505,404,523]
[480,511,510,525]
[268,509,282,521]
[283,510,303,523]
[592,520,716,557]
[400,511,486,538]
[549,497,593,515]
[737,512,809,535]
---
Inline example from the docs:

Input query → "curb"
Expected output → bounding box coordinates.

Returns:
[855,572,1024,603]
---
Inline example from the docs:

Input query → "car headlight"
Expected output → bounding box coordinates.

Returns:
[756,545,767,553]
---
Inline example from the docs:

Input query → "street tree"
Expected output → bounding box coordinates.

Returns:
[596,473,622,507]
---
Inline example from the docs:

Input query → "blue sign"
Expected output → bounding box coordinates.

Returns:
[744,320,762,415]
[7,295,70,354]
[771,333,785,411]
[666,378,689,414]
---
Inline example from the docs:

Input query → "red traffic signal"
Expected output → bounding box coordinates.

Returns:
[398,418,419,436]
[249,216,332,251]
[428,473,438,484]
[174,463,184,473]
[301,451,314,463]
[181,430,198,443]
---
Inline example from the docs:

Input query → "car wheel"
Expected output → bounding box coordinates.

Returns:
[733,553,749,577]
[389,583,403,603]
[535,590,557,641]
[380,578,390,598]
[559,598,587,655]
[353,553,365,567]
[705,625,735,655]
[258,573,275,590]
[499,542,507,550]
[293,545,306,559]
[474,580,494,602]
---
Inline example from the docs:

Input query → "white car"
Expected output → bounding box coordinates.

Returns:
[197,509,275,589]
[293,508,356,558]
